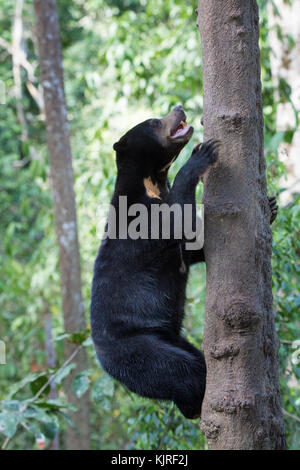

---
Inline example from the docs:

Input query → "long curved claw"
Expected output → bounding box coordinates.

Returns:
[268,196,278,224]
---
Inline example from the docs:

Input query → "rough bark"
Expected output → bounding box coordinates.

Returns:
[33,0,90,450]
[196,0,285,450]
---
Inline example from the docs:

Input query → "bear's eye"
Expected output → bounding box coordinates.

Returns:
[151,119,162,129]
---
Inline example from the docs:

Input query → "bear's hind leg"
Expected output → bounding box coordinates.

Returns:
[98,333,206,419]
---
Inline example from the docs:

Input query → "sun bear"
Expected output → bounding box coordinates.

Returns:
[90,105,277,419]
[90,106,217,418]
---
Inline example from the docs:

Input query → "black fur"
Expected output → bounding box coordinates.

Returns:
[91,108,219,418]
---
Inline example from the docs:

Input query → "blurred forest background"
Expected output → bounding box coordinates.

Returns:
[0,0,299,450]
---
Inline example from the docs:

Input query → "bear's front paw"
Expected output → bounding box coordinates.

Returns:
[268,196,278,224]
[191,139,220,171]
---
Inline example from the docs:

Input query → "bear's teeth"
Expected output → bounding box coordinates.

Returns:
[170,120,191,138]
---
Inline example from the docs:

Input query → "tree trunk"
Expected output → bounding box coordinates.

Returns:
[33,0,90,450]
[44,307,59,450]
[196,0,286,450]
[12,0,28,143]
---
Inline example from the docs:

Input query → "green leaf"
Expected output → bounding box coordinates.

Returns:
[99,396,111,411]
[72,371,90,398]
[268,131,285,154]
[21,421,40,438]
[55,329,90,345]
[82,337,93,347]
[7,372,49,399]
[30,376,51,397]
[2,400,26,412]
[91,374,115,405]
[0,411,18,438]
[54,363,76,384]
[34,399,77,412]
[54,333,73,342]
[56,410,77,429]
[40,421,58,440]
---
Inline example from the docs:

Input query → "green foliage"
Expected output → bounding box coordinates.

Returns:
[0,0,299,450]
[125,403,206,450]
[0,353,78,449]
[271,194,300,450]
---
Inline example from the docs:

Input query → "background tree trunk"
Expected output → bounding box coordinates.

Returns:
[33,0,90,450]
[12,0,27,144]
[44,305,59,450]
[196,0,285,450]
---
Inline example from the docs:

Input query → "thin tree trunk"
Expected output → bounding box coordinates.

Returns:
[44,309,59,450]
[12,0,28,143]
[10,1,43,166]
[196,1,285,450]
[33,0,90,450]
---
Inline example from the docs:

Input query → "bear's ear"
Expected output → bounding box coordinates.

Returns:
[113,136,128,153]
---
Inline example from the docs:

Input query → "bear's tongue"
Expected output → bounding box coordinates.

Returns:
[170,121,191,139]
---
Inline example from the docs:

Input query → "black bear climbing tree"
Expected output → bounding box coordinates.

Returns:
[196,1,285,449]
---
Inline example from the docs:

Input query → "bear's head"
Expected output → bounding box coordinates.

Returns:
[113,106,194,174]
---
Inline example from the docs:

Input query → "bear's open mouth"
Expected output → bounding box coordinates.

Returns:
[170,120,192,139]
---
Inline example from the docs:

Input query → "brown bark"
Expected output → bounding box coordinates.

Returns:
[196,1,285,449]
[33,0,90,450]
